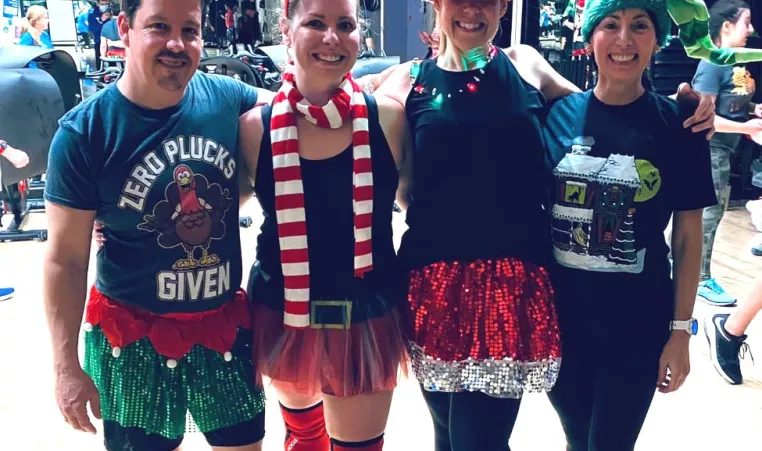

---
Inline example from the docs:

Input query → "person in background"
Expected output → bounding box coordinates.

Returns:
[88,0,114,70]
[99,18,125,59]
[0,139,29,170]
[19,6,52,49]
[224,3,237,54]
[705,273,760,385]
[691,0,760,307]
[237,1,262,52]
[77,5,91,48]
[0,137,31,303]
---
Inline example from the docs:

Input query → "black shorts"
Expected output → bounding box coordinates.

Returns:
[103,413,266,451]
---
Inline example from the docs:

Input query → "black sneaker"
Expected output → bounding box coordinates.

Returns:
[704,313,753,384]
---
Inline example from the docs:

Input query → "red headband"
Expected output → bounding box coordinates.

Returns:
[284,0,290,17]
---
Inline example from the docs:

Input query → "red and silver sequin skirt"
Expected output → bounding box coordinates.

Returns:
[252,302,409,398]
[407,258,562,399]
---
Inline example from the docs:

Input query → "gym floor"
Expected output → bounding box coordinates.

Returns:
[1,201,761,450]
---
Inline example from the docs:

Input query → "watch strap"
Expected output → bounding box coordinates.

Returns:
[670,319,697,335]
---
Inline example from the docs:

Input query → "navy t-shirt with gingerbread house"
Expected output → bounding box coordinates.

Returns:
[543,90,716,334]
[44,72,258,314]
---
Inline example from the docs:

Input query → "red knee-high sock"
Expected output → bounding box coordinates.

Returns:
[281,402,330,451]
[330,434,384,450]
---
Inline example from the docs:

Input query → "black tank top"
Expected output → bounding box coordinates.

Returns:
[249,94,404,312]
[401,50,552,270]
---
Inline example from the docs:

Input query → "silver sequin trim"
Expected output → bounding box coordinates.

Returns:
[410,343,562,399]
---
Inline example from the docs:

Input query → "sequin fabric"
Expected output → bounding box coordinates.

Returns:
[407,258,562,399]
[84,325,266,439]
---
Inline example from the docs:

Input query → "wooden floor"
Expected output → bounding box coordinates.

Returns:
[1,204,761,450]
[707,206,762,301]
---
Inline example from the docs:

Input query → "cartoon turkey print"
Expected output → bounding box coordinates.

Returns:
[138,165,233,270]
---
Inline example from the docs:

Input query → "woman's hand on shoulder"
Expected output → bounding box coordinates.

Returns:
[502,44,581,101]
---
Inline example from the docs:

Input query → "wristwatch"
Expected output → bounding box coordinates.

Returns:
[0,140,7,154]
[670,318,698,335]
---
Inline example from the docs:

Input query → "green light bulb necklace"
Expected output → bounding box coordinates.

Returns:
[461,44,496,70]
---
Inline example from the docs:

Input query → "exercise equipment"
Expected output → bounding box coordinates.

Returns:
[0,45,74,242]
[199,55,265,88]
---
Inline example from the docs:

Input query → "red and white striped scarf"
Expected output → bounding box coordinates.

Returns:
[270,70,374,329]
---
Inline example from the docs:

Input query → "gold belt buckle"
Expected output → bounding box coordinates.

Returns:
[310,300,353,330]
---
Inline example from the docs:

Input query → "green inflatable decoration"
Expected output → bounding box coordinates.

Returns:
[667,0,762,65]
[581,0,762,66]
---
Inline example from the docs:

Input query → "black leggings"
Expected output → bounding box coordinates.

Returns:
[420,385,521,451]
[547,331,668,451]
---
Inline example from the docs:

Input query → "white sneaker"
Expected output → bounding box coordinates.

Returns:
[748,199,762,233]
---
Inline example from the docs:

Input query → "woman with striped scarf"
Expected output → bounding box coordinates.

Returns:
[238,0,412,450]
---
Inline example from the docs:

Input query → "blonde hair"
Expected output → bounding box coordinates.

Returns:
[20,5,48,37]
[431,4,449,56]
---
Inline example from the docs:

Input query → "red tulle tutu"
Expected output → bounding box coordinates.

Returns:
[252,302,409,398]
[407,258,562,398]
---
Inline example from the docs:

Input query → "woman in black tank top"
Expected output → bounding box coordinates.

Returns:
[237,0,411,450]
[357,0,715,449]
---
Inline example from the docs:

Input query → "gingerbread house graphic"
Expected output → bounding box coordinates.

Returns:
[551,153,645,273]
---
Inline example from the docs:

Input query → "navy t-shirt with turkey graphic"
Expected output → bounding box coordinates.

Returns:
[45,72,258,314]
[543,90,716,333]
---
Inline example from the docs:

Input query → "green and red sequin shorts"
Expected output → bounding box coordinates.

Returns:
[82,286,266,439]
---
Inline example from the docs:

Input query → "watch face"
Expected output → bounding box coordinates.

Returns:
[691,319,699,335]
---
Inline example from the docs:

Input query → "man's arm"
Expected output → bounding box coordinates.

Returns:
[43,126,104,433]
[43,203,96,372]
[43,202,102,433]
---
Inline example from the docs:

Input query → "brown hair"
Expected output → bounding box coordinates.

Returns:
[121,0,206,27]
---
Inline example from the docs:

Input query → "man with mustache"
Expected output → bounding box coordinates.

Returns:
[42,0,274,449]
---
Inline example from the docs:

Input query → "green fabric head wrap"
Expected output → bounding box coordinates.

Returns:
[581,0,672,47]
[581,0,762,65]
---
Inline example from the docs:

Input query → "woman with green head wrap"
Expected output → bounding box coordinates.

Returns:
[542,1,718,449]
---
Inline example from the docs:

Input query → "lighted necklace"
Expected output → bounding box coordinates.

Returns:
[462,45,496,71]
[411,44,499,105]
